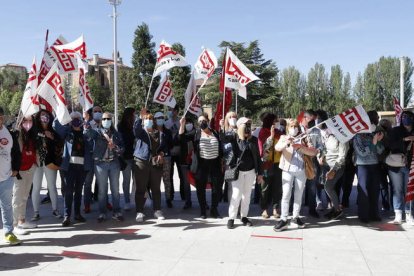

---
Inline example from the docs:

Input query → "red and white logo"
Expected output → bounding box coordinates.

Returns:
[46,72,66,105]
[339,107,369,134]
[0,138,9,146]
[157,43,178,62]
[226,57,252,86]
[199,50,215,78]
[155,80,172,103]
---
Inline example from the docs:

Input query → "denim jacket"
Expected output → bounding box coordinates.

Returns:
[133,119,168,161]
[353,133,384,165]
[85,127,124,161]
[53,119,94,171]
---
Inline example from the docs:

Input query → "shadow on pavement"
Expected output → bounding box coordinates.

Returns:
[0,252,63,271]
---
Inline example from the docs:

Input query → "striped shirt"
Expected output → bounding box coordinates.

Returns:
[199,135,219,160]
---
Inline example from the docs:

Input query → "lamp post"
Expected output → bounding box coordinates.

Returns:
[109,0,121,128]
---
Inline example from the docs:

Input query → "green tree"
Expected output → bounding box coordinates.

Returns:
[306,63,329,112]
[0,90,15,114]
[87,75,110,109]
[280,66,305,118]
[10,91,23,115]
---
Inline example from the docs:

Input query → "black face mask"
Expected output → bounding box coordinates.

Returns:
[244,124,251,134]
[200,121,208,130]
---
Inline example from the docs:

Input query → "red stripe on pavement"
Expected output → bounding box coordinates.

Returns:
[251,234,303,240]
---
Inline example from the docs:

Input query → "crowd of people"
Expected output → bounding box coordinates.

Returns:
[1,104,413,246]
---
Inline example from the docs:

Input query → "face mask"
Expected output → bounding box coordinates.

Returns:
[229,118,237,127]
[72,118,82,128]
[370,123,376,132]
[40,115,50,124]
[167,111,173,119]
[200,121,208,130]
[288,127,299,137]
[144,119,153,129]
[402,116,413,127]
[185,123,193,132]
[102,119,112,129]
[22,121,33,131]
[93,112,103,121]
[275,122,280,129]
[156,119,165,126]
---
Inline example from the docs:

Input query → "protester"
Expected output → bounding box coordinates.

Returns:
[221,111,238,202]
[193,115,223,219]
[0,107,22,245]
[117,107,136,211]
[353,110,384,223]
[54,112,93,227]
[224,117,263,229]
[85,112,124,222]
[82,108,94,213]
[31,109,62,221]
[133,109,167,222]
[273,119,318,231]
[12,115,37,235]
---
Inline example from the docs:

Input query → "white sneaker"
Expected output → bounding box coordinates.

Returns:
[393,211,402,225]
[136,212,145,223]
[14,226,29,235]
[154,210,165,220]
[124,203,131,211]
[19,222,37,229]
[406,213,413,225]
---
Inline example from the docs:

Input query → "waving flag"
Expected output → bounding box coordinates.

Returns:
[153,40,188,77]
[325,105,371,143]
[77,57,93,111]
[153,76,176,108]
[38,35,68,84]
[406,146,414,202]
[221,48,259,99]
[20,57,40,117]
[184,74,202,116]
[194,49,218,81]
[212,88,233,131]
[36,64,71,124]
[53,35,87,59]
[394,96,403,126]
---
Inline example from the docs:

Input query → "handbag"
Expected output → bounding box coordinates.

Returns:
[224,142,247,182]
[385,153,406,167]
[303,155,316,180]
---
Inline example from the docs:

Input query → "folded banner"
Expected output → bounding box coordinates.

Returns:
[153,76,177,108]
[36,63,71,125]
[325,105,371,143]
[77,57,93,111]
[153,40,188,77]
[222,48,259,99]
[184,74,202,116]
[194,48,218,80]
[20,57,40,117]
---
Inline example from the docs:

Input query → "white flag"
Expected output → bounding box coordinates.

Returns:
[223,48,260,99]
[77,57,93,111]
[325,105,371,143]
[194,49,218,80]
[36,63,72,124]
[38,35,68,85]
[153,77,177,108]
[53,35,87,59]
[20,57,39,117]
[153,40,188,77]
[184,74,202,116]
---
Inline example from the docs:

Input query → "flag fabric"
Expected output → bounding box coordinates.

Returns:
[77,57,93,111]
[184,74,202,116]
[153,76,177,108]
[394,96,403,126]
[53,35,87,59]
[153,40,188,77]
[20,57,39,117]
[325,105,371,143]
[221,48,259,99]
[36,64,71,125]
[38,35,68,84]
[194,49,218,80]
[212,88,232,131]
[406,145,414,202]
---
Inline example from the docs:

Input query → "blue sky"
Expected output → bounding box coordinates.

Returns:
[1,1,413,83]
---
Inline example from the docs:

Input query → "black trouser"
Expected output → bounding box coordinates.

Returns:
[260,164,282,211]
[379,162,391,210]
[195,158,222,215]
[357,164,380,220]
[134,159,163,212]
[340,163,356,207]
[62,164,87,217]
[170,155,184,200]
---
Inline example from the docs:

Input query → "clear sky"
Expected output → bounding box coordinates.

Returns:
[1,0,413,83]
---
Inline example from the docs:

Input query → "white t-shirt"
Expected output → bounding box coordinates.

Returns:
[0,126,13,182]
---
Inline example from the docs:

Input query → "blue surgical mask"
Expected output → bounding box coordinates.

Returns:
[402,116,413,127]
[102,119,112,129]
[93,112,102,121]
[144,119,153,129]
[156,119,165,126]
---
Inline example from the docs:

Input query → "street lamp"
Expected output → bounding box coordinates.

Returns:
[109,0,121,128]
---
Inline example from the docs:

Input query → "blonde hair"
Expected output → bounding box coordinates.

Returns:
[237,118,252,140]
[286,119,300,134]
[224,111,237,131]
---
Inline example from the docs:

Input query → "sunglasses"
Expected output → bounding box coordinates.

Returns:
[102,118,111,121]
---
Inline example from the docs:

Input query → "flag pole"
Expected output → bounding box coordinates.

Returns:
[183,78,207,117]
[235,90,238,114]
[144,74,155,109]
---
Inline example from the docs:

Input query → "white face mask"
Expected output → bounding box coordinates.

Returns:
[370,123,376,132]
[229,118,237,127]
[185,123,193,132]
[275,122,280,129]
[288,127,299,137]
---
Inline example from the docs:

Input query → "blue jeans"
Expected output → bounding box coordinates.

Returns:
[122,159,134,204]
[95,160,121,214]
[63,164,87,217]
[0,177,14,234]
[388,167,413,213]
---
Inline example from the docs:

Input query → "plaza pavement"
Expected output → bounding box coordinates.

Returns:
[1,170,414,276]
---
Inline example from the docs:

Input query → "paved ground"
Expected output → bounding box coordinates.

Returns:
[1,170,414,276]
